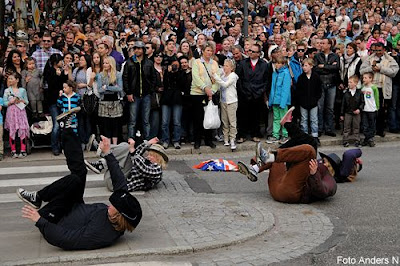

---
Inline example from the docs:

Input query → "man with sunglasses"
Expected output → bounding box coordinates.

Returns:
[236,43,269,143]
[360,42,399,137]
[32,32,63,75]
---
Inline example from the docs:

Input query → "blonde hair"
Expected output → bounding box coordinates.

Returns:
[303,57,315,67]
[224,58,236,71]
[103,56,117,84]
[323,158,336,177]
[108,212,135,232]
[148,150,167,169]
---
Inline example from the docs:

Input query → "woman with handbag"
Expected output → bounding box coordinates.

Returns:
[190,42,220,149]
[96,56,124,145]
[72,54,93,149]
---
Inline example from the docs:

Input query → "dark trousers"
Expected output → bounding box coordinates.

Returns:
[237,96,263,138]
[38,129,87,224]
[376,87,387,134]
[191,95,213,145]
[100,117,121,139]
[362,111,377,142]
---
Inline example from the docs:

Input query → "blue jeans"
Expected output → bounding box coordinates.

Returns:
[161,104,182,143]
[128,94,151,139]
[149,109,160,139]
[318,85,336,133]
[388,84,400,131]
[300,106,318,137]
[49,104,60,152]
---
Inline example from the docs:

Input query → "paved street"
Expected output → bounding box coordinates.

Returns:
[0,141,399,265]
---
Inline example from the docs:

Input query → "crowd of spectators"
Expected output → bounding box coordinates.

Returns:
[1,0,400,160]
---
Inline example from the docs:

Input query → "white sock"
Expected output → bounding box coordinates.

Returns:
[252,164,260,173]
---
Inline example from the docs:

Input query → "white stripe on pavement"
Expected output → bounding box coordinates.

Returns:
[0,174,102,187]
[0,187,144,204]
[0,165,69,175]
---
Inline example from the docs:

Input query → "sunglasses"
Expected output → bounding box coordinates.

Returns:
[297,49,305,52]
[155,54,163,57]
[43,40,52,43]
[249,49,260,53]
[17,44,24,47]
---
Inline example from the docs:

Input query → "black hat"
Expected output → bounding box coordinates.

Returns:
[319,152,341,175]
[109,190,142,228]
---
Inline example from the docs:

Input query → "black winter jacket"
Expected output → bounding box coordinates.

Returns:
[296,71,323,110]
[340,89,365,115]
[236,58,269,100]
[314,52,340,85]
[123,56,156,97]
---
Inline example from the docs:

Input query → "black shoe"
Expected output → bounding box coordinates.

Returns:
[206,141,216,149]
[354,141,360,147]
[85,159,106,174]
[52,150,61,156]
[369,140,376,147]
[389,129,400,133]
[377,131,386,137]
[318,132,322,137]
[314,137,321,147]
[343,142,350,147]
[194,142,200,149]
[16,188,42,209]
[325,131,337,137]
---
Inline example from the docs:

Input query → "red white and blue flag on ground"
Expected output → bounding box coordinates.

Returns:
[193,159,239,172]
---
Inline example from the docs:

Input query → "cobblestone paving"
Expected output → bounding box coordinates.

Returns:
[143,170,334,265]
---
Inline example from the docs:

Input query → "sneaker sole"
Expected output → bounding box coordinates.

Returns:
[84,160,101,174]
[237,161,257,182]
[86,134,96,151]
[56,107,81,121]
[16,189,40,209]
[280,106,295,125]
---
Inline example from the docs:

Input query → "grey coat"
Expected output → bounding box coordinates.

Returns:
[21,69,43,101]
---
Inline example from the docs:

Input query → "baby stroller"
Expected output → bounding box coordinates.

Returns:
[27,115,53,154]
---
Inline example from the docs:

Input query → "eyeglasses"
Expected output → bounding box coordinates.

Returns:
[155,54,163,57]
[16,44,24,47]
[249,49,260,53]
[297,49,305,52]
[43,40,52,43]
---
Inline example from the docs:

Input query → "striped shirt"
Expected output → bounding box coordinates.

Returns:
[32,47,63,74]
[57,92,81,132]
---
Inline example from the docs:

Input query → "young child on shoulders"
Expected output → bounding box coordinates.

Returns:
[340,75,365,147]
[3,72,30,158]
[360,72,379,147]
[213,59,239,150]
[268,56,292,144]
[21,57,43,118]
[57,80,81,134]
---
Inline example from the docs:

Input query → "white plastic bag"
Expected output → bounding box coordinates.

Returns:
[203,101,221,129]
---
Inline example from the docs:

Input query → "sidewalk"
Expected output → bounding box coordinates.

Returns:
[2,171,333,266]
[1,132,399,163]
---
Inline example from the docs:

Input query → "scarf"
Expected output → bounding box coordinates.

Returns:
[344,53,355,70]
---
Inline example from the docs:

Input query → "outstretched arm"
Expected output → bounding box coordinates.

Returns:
[100,136,128,192]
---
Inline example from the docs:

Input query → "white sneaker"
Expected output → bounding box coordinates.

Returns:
[230,139,236,150]
[266,136,278,144]
[224,141,229,146]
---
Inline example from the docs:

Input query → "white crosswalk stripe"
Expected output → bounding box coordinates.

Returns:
[0,164,144,204]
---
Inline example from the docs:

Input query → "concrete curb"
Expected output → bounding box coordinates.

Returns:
[1,133,399,164]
